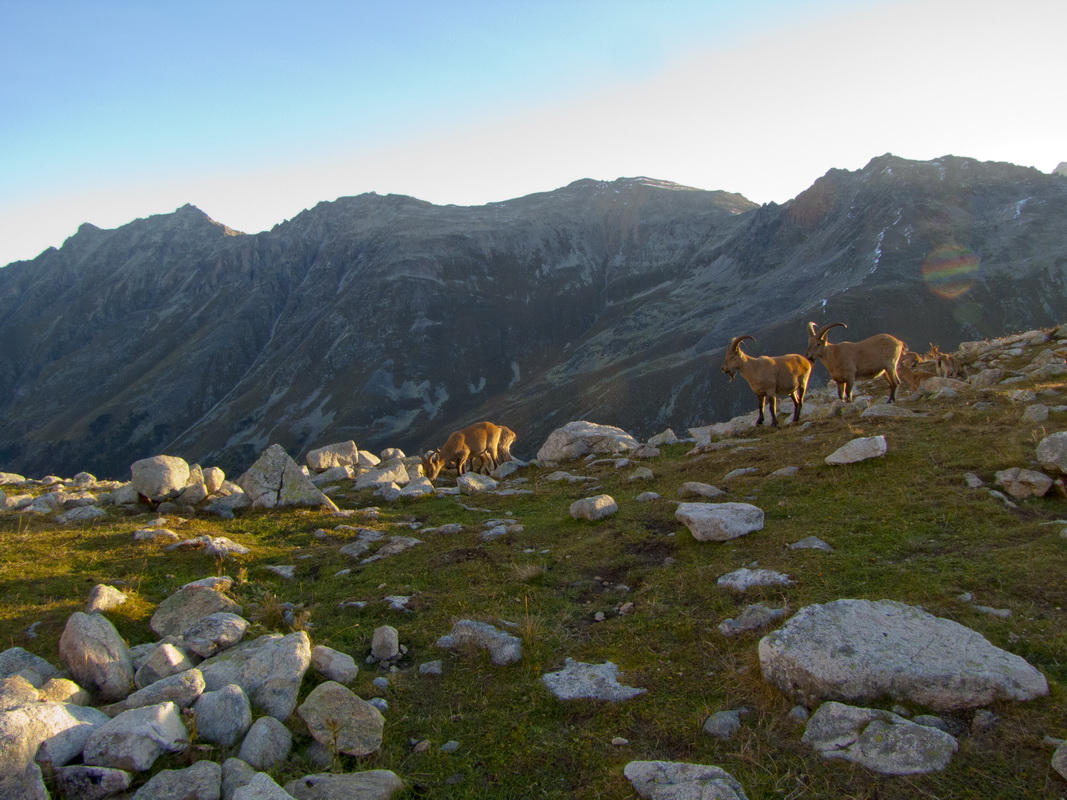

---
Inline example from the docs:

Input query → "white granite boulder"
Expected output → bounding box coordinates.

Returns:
[457,472,498,495]
[306,440,360,472]
[297,681,384,756]
[825,435,887,465]
[196,631,311,720]
[569,494,618,521]
[85,585,127,615]
[238,715,293,770]
[675,502,764,542]
[130,455,191,501]
[130,760,221,800]
[58,612,134,703]
[82,701,187,771]
[759,599,1049,711]
[802,700,958,775]
[150,586,243,639]
[0,646,58,685]
[237,443,339,512]
[536,420,640,464]
[194,683,253,746]
[0,701,110,768]
[994,467,1053,498]
[1036,431,1067,474]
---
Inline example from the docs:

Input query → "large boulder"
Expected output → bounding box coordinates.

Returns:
[58,612,134,703]
[536,421,640,464]
[306,440,360,472]
[297,681,385,756]
[129,760,222,800]
[196,631,312,720]
[130,455,191,501]
[194,684,253,746]
[1036,431,1067,474]
[82,701,188,772]
[759,599,1048,711]
[237,444,339,512]
[0,702,110,768]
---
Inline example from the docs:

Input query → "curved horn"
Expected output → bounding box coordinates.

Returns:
[729,335,756,351]
[807,321,818,336]
[817,322,847,340]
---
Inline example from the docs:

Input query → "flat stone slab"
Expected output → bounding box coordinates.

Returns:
[624,761,748,800]
[676,502,764,542]
[541,658,645,701]
[716,568,793,592]
[759,599,1048,711]
[825,435,887,465]
[802,701,958,775]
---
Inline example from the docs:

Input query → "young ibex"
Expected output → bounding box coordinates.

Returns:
[897,350,937,391]
[927,344,959,378]
[804,322,907,403]
[422,421,505,481]
[720,335,813,426]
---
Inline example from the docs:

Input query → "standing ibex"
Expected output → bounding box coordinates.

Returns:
[720,335,812,426]
[804,322,907,403]
[422,421,506,481]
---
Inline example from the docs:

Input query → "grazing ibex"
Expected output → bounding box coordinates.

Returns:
[927,344,959,378]
[897,350,937,391]
[422,421,505,481]
[720,335,812,426]
[804,322,907,403]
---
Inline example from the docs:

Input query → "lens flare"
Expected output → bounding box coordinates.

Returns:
[921,245,979,299]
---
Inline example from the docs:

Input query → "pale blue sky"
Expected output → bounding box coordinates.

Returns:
[2,0,1064,266]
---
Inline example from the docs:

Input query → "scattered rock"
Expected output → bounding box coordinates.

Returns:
[825,435,887,465]
[802,700,958,775]
[570,494,618,521]
[435,620,522,665]
[716,568,793,592]
[994,467,1053,498]
[537,421,640,464]
[283,770,405,800]
[676,502,764,542]
[788,536,833,551]
[541,658,646,701]
[718,604,789,636]
[677,481,726,499]
[624,761,749,800]
[297,680,385,756]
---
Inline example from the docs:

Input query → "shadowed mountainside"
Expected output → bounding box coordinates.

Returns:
[2,156,1066,478]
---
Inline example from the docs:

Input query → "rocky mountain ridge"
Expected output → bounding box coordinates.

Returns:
[2,155,1067,479]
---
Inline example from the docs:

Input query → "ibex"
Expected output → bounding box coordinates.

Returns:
[422,421,505,480]
[804,322,907,403]
[720,335,812,426]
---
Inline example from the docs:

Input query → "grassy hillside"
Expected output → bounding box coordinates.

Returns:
[2,344,1067,798]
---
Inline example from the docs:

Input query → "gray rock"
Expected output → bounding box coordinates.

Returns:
[306,440,360,472]
[994,467,1053,498]
[234,771,298,800]
[197,631,312,720]
[635,491,661,501]
[0,647,57,685]
[238,715,293,770]
[1022,403,1050,423]
[718,604,789,636]
[628,467,654,481]
[354,463,410,490]
[360,535,423,564]
[788,536,833,551]
[703,709,743,739]
[435,620,522,665]
[85,584,128,614]
[569,494,618,521]
[134,527,181,544]
[54,765,132,800]
[825,435,887,465]
[802,701,958,775]
[131,760,222,799]
[398,476,435,498]
[222,757,258,800]
[537,420,640,464]
[39,678,89,706]
[860,404,923,419]
[677,481,726,499]
[130,455,191,501]
[371,626,400,662]
[0,701,110,768]
[1037,431,1067,474]
[194,683,253,746]
[0,674,40,708]
[541,658,646,701]
[82,701,187,771]
[759,599,1049,711]
[312,645,358,683]
[716,568,793,592]
[237,443,339,512]
[767,466,800,478]
[150,586,243,639]
[56,505,108,524]
[298,680,385,756]
[134,643,196,689]
[624,761,748,800]
[103,668,205,716]
[284,770,405,800]
[58,612,134,703]
[676,502,764,542]
[183,612,250,658]
[457,472,498,494]
[646,428,679,446]
[1052,740,1067,781]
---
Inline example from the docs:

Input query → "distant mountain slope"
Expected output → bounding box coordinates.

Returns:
[1,157,1066,478]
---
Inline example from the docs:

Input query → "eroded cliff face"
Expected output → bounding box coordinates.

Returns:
[2,159,1066,478]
